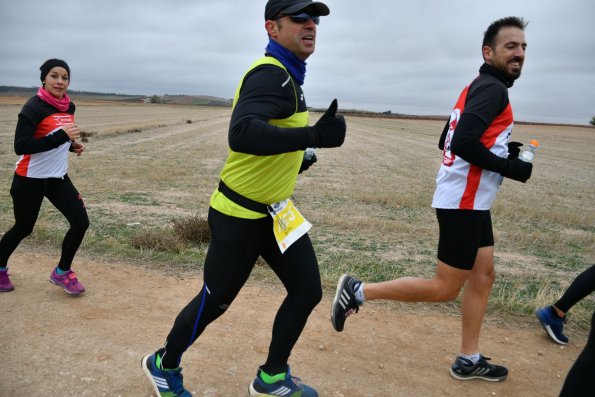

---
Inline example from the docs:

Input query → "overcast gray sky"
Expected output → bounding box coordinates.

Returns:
[1,0,594,125]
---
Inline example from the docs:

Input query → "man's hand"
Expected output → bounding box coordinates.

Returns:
[298,150,317,174]
[508,141,523,159]
[313,99,346,148]
[502,157,532,182]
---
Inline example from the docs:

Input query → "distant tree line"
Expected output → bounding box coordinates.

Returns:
[0,85,139,98]
[0,85,37,93]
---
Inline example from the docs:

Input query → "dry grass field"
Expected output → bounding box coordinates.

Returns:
[0,96,593,396]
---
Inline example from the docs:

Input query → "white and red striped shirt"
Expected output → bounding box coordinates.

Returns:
[14,96,74,178]
[432,77,513,210]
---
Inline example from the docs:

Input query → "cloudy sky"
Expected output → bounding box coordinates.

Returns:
[1,0,594,125]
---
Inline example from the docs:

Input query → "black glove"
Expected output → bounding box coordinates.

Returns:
[298,152,317,174]
[508,141,523,159]
[501,157,533,183]
[312,99,346,148]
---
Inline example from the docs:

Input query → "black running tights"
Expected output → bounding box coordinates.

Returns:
[554,264,595,313]
[160,207,322,375]
[559,308,595,396]
[0,173,89,269]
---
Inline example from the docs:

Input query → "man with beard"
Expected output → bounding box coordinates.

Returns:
[331,16,532,382]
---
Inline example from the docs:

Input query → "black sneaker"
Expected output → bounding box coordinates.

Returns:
[450,355,508,382]
[331,274,362,332]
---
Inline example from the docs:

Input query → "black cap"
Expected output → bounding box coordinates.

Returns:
[265,0,330,20]
[40,58,70,82]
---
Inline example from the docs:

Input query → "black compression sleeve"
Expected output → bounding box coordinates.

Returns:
[449,75,511,173]
[228,66,316,155]
[229,119,315,155]
[450,112,508,173]
[14,114,70,155]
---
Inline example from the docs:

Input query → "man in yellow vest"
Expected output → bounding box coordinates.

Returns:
[142,1,345,396]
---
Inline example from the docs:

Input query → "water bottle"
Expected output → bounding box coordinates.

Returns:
[519,139,539,163]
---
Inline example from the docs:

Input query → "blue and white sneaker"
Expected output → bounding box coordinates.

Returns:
[141,353,192,397]
[248,368,318,397]
[536,306,569,345]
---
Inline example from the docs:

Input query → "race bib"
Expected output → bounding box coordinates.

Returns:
[268,199,312,253]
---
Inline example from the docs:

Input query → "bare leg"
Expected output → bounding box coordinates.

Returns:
[363,261,469,302]
[460,246,495,355]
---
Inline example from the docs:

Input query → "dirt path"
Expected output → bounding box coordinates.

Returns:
[0,251,583,397]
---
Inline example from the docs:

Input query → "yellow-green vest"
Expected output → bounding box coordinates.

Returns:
[210,57,309,219]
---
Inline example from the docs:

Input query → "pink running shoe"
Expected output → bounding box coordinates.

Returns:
[0,269,14,292]
[49,269,85,295]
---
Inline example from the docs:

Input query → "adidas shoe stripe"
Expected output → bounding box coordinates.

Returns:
[154,376,169,388]
[339,289,350,309]
[470,367,491,376]
[271,385,292,395]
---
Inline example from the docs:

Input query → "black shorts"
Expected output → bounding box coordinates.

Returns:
[436,209,494,270]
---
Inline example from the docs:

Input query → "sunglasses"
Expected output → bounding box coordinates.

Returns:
[279,12,320,25]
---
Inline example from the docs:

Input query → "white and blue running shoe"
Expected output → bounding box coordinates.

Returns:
[536,306,569,344]
[141,353,192,397]
[249,368,318,397]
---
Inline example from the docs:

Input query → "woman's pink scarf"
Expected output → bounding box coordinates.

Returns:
[37,87,71,112]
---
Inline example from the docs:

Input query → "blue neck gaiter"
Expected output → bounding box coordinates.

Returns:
[265,39,307,85]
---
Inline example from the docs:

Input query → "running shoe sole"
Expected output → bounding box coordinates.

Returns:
[539,321,568,345]
[141,354,163,397]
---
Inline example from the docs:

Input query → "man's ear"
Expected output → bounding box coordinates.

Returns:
[265,20,279,38]
[482,45,493,63]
